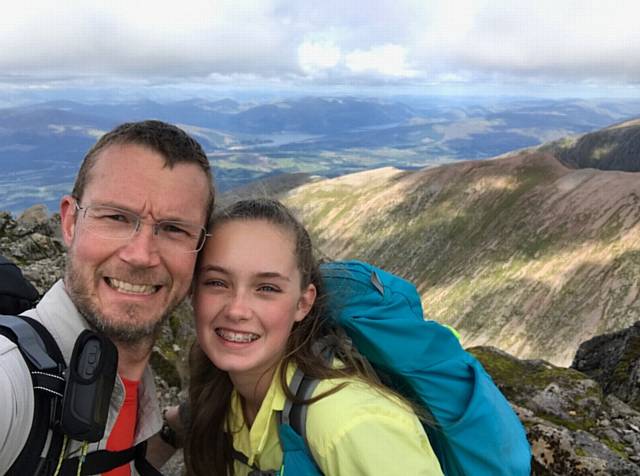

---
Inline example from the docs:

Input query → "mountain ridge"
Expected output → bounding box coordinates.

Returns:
[282,149,640,366]
[546,118,640,171]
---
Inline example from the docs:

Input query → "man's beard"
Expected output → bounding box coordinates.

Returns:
[64,253,179,344]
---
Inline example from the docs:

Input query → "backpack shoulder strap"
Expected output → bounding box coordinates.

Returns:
[0,314,67,476]
[285,373,320,445]
[278,368,323,476]
[1,315,162,476]
[56,441,163,476]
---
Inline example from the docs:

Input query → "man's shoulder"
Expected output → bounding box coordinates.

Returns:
[0,333,37,474]
[0,333,20,356]
[22,280,89,362]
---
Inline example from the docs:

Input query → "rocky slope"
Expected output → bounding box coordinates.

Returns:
[473,340,640,475]
[282,150,640,366]
[2,206,640,474]
[572,322,640,412]
[547,118,640,172]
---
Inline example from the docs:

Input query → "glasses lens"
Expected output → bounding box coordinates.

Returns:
[82,206,137,240]
[156,221,206,253]
[80,205,206,253]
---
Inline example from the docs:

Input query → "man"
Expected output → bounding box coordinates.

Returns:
[0,120,214,474]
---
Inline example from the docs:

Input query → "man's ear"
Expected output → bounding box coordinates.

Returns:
[60,195,77,246]
[295,283,317,322]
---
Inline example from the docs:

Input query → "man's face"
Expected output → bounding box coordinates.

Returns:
[60,143,211,343]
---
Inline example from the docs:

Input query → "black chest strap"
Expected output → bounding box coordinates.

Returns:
[56,441,163,476]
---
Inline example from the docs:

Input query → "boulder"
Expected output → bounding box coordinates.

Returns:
[572,322,640,411]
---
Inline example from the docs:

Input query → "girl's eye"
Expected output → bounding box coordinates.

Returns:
[257,284,280,293]
[203,279,226,288]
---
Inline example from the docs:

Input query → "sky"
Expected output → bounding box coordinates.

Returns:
[1,0,640,99]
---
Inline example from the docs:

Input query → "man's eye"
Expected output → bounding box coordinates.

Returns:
[90,207,132,223]
[160,222,191,236]
[101,213,130,223]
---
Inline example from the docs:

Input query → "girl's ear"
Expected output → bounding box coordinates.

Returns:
[294,283,317,322]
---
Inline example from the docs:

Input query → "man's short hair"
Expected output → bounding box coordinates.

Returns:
[71,120,215,224]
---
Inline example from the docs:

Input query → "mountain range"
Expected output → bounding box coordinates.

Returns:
[3,95,640,215]
[275,119,640,366]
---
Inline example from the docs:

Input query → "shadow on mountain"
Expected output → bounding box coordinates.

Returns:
[548,119,640,171]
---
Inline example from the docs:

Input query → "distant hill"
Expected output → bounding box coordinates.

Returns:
[3,96,640,216]
[220,172,317,204]
[546,118,640,171]
[282,150,640,366]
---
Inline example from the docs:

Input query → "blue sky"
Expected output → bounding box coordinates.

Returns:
[1,0,640,98]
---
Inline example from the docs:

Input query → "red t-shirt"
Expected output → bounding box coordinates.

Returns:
[104,377,139,476]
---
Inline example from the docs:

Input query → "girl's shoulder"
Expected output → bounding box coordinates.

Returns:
[302,376,441,475]
[306,376,422,437]
[313,376,403,408]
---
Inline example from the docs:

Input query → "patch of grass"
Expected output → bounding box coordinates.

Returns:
[601,437,629,458]
[469,347,594,400]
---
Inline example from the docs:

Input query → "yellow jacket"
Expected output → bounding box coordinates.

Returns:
[228,364,443,475]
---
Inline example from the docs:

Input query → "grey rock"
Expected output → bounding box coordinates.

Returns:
[572,321,640,411]
[18,204,49,224]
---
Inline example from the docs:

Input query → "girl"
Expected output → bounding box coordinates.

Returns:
[185,198,443,476]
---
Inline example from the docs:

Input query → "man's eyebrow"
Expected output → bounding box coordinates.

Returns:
[90,201,135,212]
[90,201,193,223]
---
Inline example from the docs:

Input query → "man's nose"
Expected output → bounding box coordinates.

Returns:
[117,222,161,267]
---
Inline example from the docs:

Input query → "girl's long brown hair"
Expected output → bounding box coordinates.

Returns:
[185,199,383,476]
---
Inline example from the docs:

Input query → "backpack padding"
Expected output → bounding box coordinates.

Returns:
[278,424,323,476]
[0,314,58,370]
[0,314,67,476]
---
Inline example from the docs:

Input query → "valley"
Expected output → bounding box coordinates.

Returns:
[2,95,640,215]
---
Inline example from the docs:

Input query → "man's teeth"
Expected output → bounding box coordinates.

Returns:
[216,329,260,343]
[108,278,157,295]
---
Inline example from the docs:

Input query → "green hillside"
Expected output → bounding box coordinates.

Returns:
[283,152,640,365]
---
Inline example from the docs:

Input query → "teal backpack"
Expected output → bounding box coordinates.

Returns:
[275,260,531,476]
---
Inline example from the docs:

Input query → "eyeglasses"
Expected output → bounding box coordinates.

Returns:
[75,203,208,253]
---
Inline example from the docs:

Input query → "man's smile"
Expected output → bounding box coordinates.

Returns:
[105,277,161,295]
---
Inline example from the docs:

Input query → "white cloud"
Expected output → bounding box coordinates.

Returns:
[0,0,638,91]
[298,41,341,73]
[345,44,416,78]
[411,0,640,82]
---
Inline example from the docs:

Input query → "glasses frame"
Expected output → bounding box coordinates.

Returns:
[74,201,210,253]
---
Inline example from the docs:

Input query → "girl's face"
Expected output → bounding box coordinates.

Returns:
[193,219,316,384]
